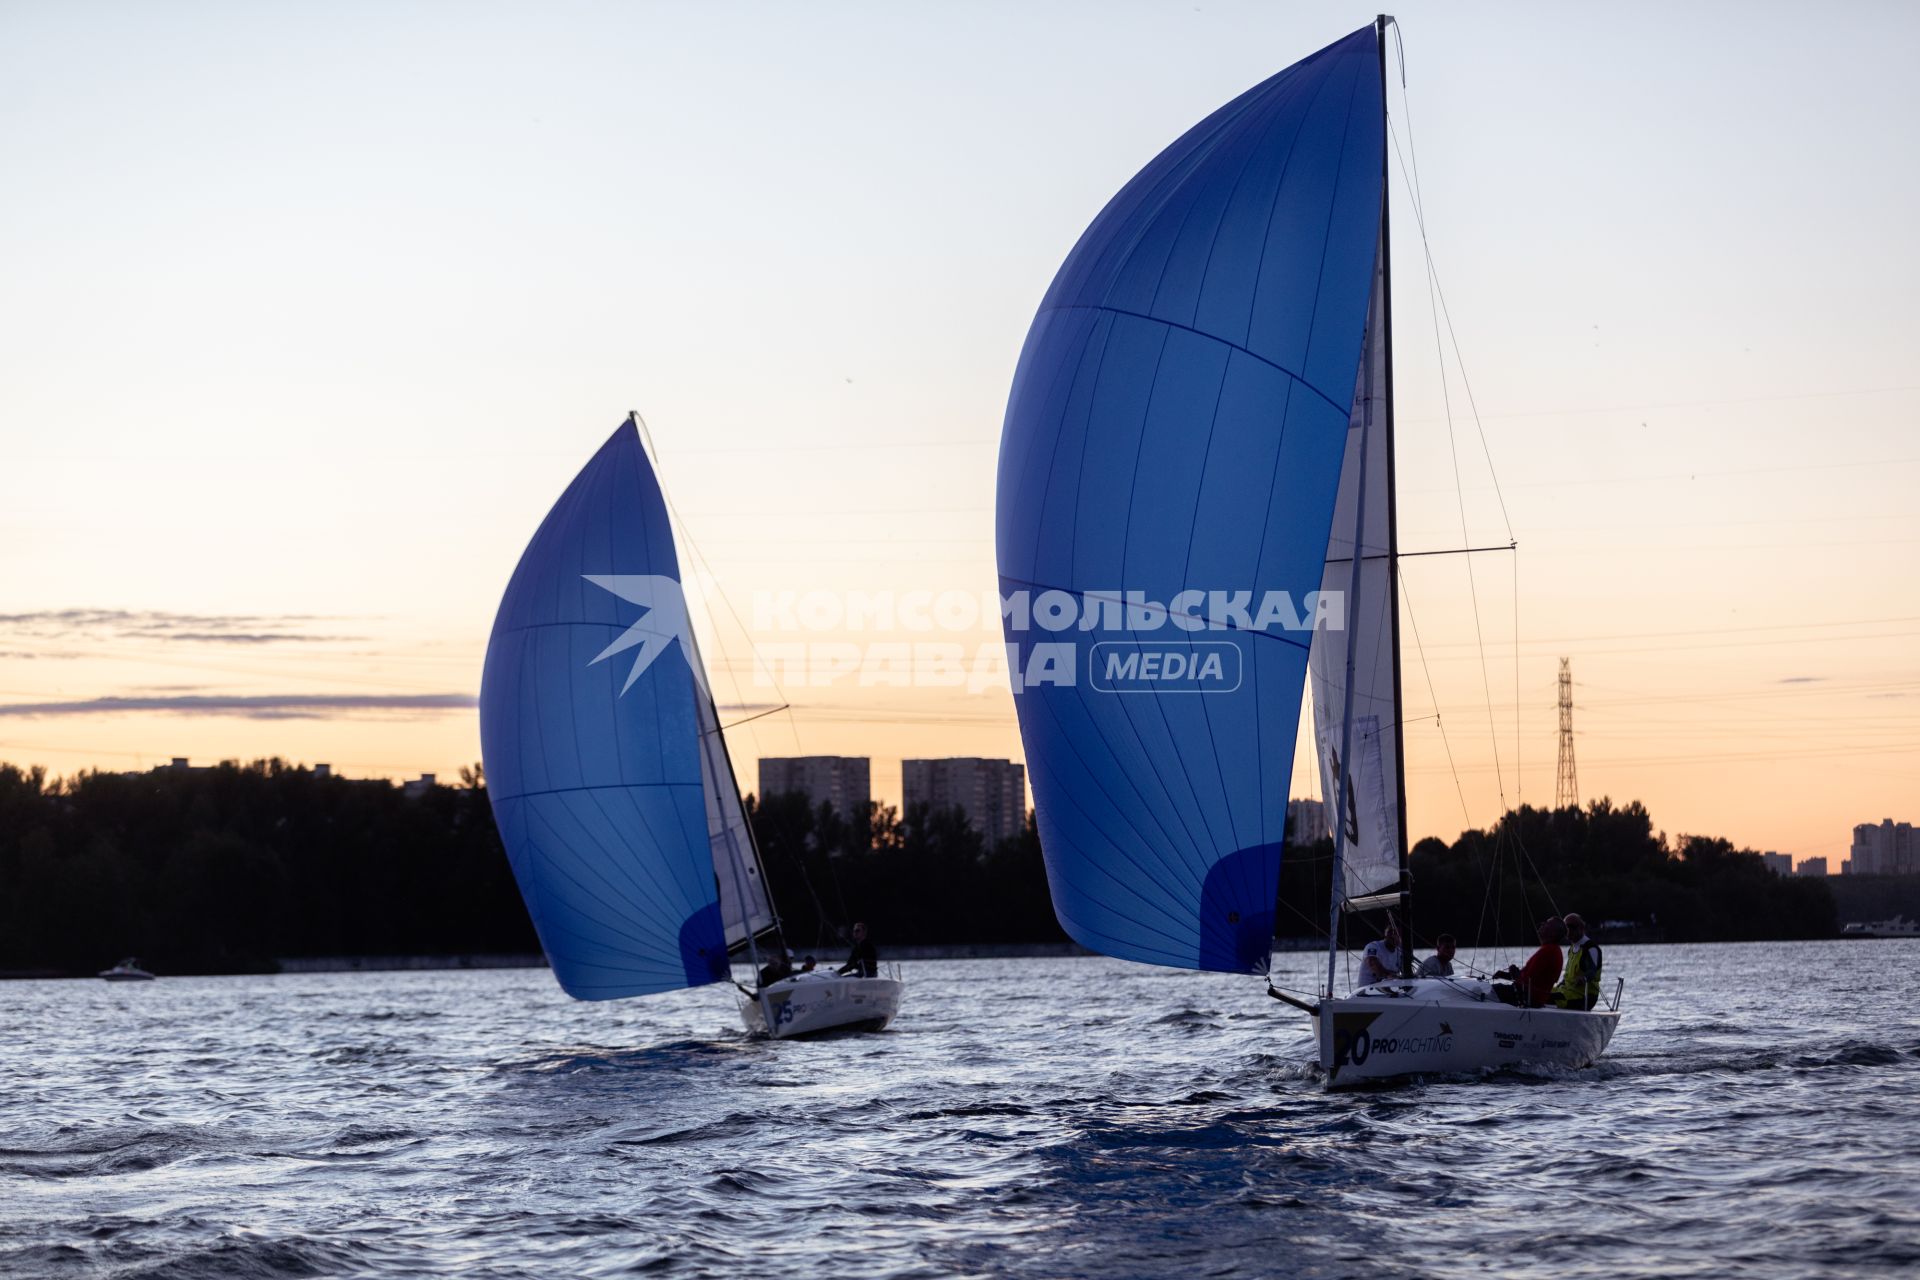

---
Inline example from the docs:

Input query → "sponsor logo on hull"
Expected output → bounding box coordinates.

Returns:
[1329,1012,1460,1081]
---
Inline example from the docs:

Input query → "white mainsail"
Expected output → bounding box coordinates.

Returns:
[686,630,779,948]
[1309,248,1404,906]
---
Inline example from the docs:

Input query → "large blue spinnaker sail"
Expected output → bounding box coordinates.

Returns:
[995,26,1385,973]
[479,421,729,999]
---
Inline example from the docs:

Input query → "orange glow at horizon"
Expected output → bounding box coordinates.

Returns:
[2,3,1914,869]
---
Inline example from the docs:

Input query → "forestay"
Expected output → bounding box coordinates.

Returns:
[996,27,1385,973]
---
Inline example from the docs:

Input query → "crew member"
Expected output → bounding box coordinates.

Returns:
[1492,918,1564,1007]
[836,922,878,978]
[1356,921,1403,986]
[756,950,794,989]
[1553,913,1604,1010]
[1416,933,1458,978]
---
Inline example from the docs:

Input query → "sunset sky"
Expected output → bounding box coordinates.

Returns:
[2,1,1914,865]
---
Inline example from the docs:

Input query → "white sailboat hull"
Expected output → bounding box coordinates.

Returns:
[738,971,904,1039]
[1310,978,1620,1086]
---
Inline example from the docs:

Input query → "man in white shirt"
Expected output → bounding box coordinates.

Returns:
[1356,921,1403,986]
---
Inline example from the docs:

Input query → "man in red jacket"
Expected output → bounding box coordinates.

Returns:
[1493,918,1566,1007]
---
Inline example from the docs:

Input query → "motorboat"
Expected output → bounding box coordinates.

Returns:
[98,958,155,981]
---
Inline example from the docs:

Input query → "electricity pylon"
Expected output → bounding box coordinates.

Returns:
[1554,657,1580,810]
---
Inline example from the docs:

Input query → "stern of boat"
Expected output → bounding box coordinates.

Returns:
[1307,977,1623,1086]
[738,966,905,1039]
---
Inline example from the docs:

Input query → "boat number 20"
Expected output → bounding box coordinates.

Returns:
[1335,1029,1371,1065]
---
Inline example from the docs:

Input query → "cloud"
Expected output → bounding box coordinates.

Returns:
[0,693,477,720]
[161,632,353,644]
[0,609,362,645]
[1777,676,1825,684]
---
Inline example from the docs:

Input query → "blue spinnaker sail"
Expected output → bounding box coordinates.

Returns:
[995,26,1384,973]
[479,421,729,999]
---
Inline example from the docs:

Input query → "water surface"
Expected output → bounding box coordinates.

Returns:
[4,941,1917,1278]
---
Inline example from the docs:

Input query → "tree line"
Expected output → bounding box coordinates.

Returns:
[0,759,1063,977]
[1287,798,1837,950]
[0,760,535,976]
[0,759,1834,977]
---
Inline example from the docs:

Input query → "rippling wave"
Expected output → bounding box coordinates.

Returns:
[3,942,1918,1277]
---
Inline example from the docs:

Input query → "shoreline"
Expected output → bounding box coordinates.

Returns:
[4,935,1897,982]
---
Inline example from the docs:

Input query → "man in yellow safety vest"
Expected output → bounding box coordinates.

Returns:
[1553,913,1604,1010]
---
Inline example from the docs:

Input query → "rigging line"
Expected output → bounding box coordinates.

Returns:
[759,805,840,949]
[1275,888,1334,941]
[1388,116,1514,542]
[632,411,807,759]
[1387,127,1513,815]
[1399,382,1920,425]
[1513,550,1523,811]
[1404,169,1508,810]
[1463,612,1920,645]
[1473,826,1500,969]
[1405,570,1503,969]
[1325,540,1516,563]
[1397,573,1474,830]
[1512,817,1561,920]
[1387,23,1513,813]
[721,704,791,732]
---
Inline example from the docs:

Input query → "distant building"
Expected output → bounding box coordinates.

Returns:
[757,756,871,817]
[314,763,332,780]
[902,757,1027,847]
[1287,798,1328,845]
[167,757,212,774]
[1848,819,1917,877]
[1796,857,1828,878]
[402,772,437,799]
[1759,851,1793,876]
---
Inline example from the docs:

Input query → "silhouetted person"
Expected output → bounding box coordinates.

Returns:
[836,922,878,978]
[1416,933,1457,978]
[757,950,794,989]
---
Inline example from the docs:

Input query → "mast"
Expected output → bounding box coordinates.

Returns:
[1325,17,1405,998]
[1376,14,1413,977]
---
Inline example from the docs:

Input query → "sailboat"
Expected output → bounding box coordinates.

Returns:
[995,17,1619,1084]
[478,418,904,1039]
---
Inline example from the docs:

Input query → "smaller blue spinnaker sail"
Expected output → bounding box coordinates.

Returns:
[479,421,729,999]
[996,26,1385,973]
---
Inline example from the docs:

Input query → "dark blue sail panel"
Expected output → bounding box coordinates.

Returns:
[479,422,729,999]
[996,27,1383,973]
